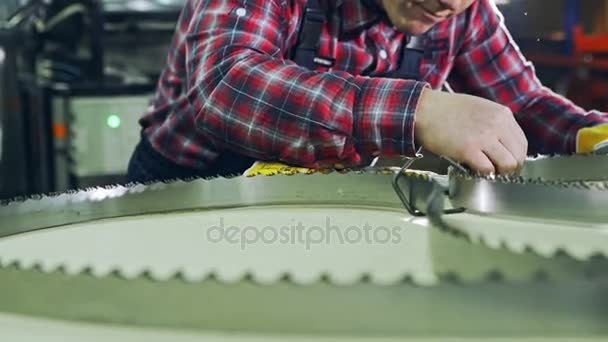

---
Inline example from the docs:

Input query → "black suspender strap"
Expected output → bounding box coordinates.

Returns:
[291,0,326,70]
[291,0,425,81]
[390,36,425,81]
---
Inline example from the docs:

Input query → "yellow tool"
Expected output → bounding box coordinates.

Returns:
[244,161,315,177]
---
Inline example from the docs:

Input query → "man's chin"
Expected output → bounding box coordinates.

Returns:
[402,22,433,36]
[394,22,434,36]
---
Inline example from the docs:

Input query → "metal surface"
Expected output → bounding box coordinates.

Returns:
[103,0,185,12]
[0,172,421,239]
[3,312,608,342]
[448,172,608,222]
[447,155,608,223]
[0,170,607,334]
[0,201,606,334]
[0,264,607,336]
[2,167,607,265]
[424,155,608,260]
[0,185,606,335]
[3,158,608,256]
[519,154,608,181]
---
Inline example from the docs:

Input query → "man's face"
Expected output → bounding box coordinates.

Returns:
[380,0,477,35]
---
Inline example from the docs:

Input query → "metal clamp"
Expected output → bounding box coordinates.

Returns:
[392,150,465,217]
[392,150,426,217]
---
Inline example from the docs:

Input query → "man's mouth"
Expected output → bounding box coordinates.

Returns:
[416,0,452,20]
[415,2,449,22]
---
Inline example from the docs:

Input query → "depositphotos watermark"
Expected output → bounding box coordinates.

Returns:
[205,217,404,250]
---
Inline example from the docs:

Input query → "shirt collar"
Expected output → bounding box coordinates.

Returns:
[336,0,383,33]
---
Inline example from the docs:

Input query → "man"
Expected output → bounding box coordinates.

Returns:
[127,0,608,183]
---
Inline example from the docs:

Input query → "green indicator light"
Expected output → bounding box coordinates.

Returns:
[106,115,121,129]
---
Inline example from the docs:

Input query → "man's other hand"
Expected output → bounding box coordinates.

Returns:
[415,89,528,175]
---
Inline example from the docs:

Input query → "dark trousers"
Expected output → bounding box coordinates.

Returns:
[126,134,255,183]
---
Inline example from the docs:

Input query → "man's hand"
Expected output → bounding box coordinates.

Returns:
[415,89,528,175]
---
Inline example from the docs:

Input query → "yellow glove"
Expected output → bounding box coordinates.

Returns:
[576,124,608,154]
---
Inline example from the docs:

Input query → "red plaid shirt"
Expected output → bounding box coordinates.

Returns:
[140,0,608,169]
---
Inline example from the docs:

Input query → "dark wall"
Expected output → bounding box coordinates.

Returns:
[498,0,604,39]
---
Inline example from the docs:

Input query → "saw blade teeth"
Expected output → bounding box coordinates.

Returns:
[4,195,28,205]
[28,194,43,201]
[453,172,608,191]
[578,181,591,190]
[128,183,148,194]
[496,175,513,183]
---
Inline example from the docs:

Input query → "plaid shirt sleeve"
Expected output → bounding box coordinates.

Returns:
[185,0,427,168]
[447,0,608,155]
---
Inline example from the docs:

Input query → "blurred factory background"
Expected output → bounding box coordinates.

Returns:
[0,0,607,199]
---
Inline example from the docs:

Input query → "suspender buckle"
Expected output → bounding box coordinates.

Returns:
[292,0,326,69]
[305,7,325,23]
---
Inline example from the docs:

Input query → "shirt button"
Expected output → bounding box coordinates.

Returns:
[379,49,388,60]
[235,8,247,17]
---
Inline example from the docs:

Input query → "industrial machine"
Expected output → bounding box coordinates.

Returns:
[44,0,186,190]
[53,0,186,187]
[47,85,154,190]
[0,0,56,199]
[0,27,29,199]
[0,155,607,340]
[0,0,186,199]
